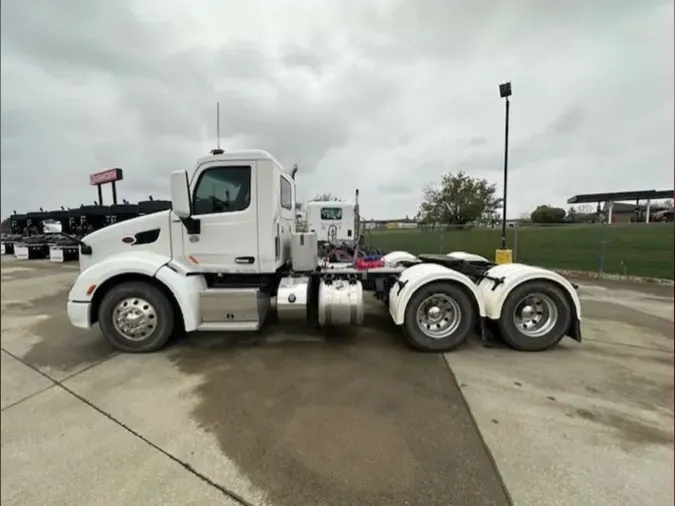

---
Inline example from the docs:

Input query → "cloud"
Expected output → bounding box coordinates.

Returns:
[1,0,672,219]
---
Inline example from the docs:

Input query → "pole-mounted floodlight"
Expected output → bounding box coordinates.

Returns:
[499,82,512,99]
[498,81,512,250]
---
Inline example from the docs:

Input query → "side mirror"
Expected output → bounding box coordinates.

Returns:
[171,170,191,218]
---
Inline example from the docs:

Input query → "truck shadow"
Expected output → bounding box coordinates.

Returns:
[10,289,117,376]
[166,311,511,506]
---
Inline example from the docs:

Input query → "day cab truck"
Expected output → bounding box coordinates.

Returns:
[66,148,582,354]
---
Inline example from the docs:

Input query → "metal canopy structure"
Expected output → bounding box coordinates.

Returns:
[566,189,674,224]
[567,189,674,204]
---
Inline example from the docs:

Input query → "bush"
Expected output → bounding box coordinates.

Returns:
[531,205,566,224]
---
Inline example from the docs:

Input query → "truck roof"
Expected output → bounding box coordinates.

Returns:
[196,149,293,176]
[306,201,354,208]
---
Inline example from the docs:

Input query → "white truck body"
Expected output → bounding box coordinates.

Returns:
[65,148,583,355]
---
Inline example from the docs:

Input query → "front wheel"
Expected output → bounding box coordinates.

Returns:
[402,282,475,352]
[98,281,175,353]
[497,280,572,351]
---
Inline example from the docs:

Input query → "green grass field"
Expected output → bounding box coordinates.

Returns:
[366,223,674,279]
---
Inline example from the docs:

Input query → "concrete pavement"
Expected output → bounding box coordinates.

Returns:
[1,257,509,506]
[1,257,672,505]
[446,279,674,506]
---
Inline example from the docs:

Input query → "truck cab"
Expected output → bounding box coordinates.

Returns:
[305,201,357,244]
[169,149,297,273]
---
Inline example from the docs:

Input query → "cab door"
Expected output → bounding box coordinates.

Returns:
[178,161,259,272]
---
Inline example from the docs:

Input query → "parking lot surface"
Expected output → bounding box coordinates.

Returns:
[1,257,673,506]
[446,278,674,506]
[1,257,508,506]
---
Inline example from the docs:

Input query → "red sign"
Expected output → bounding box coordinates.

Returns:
[90,168,123,186]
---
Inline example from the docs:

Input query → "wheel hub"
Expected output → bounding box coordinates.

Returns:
[113,297,157,341]
[427,305,443,322]
[513,293,558,338]
[520,304,535,320]
[416,294,462,339]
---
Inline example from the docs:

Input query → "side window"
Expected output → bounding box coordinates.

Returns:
[193,166,251,215]
[320,207,343,220]
[280,176,293,210]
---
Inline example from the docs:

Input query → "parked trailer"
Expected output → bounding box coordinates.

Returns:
[1,213,27,255]
[66,149,582,354]
[14,211,52,260]
[77,205,111,236]
[108,204,140,225]
[138,199,171,216]
[45,209,80,263]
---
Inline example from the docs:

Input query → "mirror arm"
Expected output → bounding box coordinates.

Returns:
[180,217,201,235]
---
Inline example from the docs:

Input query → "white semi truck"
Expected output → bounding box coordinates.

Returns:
[66,148,582,354]
[305,200,357,244]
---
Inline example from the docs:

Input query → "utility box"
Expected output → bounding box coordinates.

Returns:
[291,232,319,271]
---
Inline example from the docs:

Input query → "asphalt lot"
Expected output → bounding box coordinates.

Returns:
[1,256,673,506]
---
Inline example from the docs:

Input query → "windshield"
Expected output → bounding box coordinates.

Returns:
[321,207,343,220]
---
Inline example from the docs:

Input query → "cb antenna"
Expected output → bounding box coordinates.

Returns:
[216,102,221,149]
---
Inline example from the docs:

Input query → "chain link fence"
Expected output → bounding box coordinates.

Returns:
[364,222,673,280]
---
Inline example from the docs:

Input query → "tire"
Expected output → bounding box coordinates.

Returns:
[497,280,572,352]
[402,282,475,352]
[98,281,175,353]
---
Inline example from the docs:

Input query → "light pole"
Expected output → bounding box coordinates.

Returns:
[498,81,512,250]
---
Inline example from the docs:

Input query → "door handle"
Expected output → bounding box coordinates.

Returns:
[235,257,255,264]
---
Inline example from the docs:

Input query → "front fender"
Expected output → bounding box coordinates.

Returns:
[477,263,582,322]
[68,252,171,302]
[388,263,487,325]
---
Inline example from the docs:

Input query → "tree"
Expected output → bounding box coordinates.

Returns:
[530,205,566,223]
[566,206,577,222]
[310,193,341,202]
[417,171,502,225]
[574,204,595,214]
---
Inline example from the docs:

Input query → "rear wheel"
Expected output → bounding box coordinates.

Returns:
[98,281,174,353]
[497,280,572,351]
[402,282,475,352]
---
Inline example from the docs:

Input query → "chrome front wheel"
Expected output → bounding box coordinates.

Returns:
[98,281,175,353]
[112,297,158,341]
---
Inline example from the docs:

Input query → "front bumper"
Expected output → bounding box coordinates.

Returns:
[67,301,93,329]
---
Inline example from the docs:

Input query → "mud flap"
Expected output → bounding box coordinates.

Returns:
[569,283,582,342]
[476,316,491,342]
[568,318,582,342]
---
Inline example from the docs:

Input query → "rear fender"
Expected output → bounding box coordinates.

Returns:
[477,263,582,338]
[381,251,419,266]
[446,251,491,262]
[388,263,487,325]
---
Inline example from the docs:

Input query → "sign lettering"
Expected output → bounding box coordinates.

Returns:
[90,168,123,186]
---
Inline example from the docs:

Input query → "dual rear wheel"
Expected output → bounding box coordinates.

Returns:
[402,280,572,352]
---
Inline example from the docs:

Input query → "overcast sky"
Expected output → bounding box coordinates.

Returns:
[1,0,672,220]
